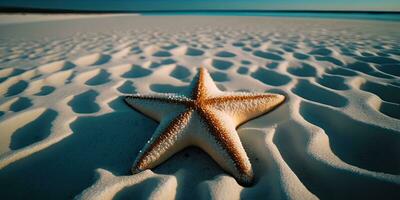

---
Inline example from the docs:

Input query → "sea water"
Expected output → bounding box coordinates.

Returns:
[141,11,400,22]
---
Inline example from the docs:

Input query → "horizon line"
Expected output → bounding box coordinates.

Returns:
[1,6,400,14]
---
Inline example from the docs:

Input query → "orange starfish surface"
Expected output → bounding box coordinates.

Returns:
[124,68,285,185]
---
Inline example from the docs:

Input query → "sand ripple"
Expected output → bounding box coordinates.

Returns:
[0,15,399,199]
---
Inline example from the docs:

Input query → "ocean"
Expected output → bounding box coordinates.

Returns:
[141,11,400,22]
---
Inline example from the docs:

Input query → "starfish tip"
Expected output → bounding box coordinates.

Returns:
[123,95,143,110]
[199,67,207,73]
[124,95,134,103]
[131,164,143,174]
[237,172,255,187]
[277,94,285,102]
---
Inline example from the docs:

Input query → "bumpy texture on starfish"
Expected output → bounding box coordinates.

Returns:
[124,68,285,185]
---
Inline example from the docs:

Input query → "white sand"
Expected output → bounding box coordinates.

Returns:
[0,14,399,199]
[0,14,137,25]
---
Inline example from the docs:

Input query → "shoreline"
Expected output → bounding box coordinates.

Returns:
[0,10,399,23]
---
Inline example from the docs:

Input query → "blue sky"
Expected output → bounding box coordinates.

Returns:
[0,0,399,11]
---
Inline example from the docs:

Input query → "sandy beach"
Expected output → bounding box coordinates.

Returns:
[0,14,399,199]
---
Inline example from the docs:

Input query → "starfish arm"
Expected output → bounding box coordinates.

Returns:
[190,68,221,100]
[132,109,194,173]
[124,94,192,122]
[206,93,285,125]
[196,107,254,185]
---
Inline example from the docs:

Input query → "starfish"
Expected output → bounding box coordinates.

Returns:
[124,68,285,185]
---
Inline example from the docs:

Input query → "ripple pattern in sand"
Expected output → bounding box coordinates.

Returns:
[0,16,399,200]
